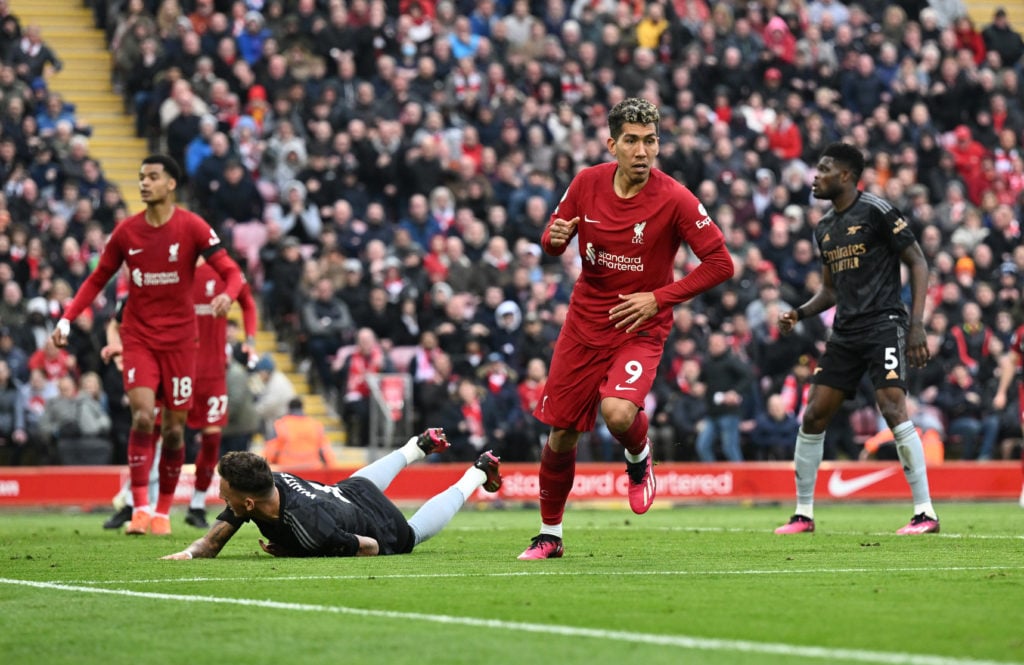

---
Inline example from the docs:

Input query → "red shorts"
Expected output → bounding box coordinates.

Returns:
[122,342,198,412]
[186,373,228,429]
[534,333,663,432]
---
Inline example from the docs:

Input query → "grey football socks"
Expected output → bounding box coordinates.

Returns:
[793,429,825,519]
[893,420,936,518]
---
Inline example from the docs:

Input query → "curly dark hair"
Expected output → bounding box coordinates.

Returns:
[218,451,275,496]
[820,142,866,181]
[141,154,183,183]
[608,97,660,140]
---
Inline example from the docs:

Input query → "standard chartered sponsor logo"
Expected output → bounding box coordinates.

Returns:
[596,250,645,272]
[141,271,181,285]
[500,471,733,497]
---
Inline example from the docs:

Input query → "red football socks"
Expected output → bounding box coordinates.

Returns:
[155,444,185,515]
[613,410,649,456]
[539,442,576,526]
[127,429,158,509]
[193,431,222,493]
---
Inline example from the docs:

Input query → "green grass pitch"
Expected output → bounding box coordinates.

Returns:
[2,501,1022,665]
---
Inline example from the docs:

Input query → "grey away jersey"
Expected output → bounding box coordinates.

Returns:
[814,192,916,337]
[217,474,415,556]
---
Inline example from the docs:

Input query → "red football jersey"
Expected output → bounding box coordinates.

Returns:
[192,261,257,380]
[65,207,224,350]
[193,262,230,381]
[544,163,727,347]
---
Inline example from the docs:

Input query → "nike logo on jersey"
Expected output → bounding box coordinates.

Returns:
[827,467,900,497]
[584,214,601,224]
[614,384,638,392]
[128,248,143,255]
[172,397,189,407]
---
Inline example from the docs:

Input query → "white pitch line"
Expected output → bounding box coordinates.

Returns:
[1,577,1019,665]
[51,564,1024,587]
[445,525,1024,540]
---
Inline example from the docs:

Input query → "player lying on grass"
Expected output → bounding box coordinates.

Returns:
[162,428,501,558]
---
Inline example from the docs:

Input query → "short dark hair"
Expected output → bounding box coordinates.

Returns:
[141,154,182,183]
[608,97,660,140]
[820,143,866,181]
[218,451,274,496]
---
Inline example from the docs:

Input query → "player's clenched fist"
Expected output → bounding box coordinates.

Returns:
[778,309,799,335]
[548,216,579,248]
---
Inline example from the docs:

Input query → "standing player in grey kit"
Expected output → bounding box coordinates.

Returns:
[774,143,939,535]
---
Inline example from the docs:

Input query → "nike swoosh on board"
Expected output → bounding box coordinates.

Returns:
[827,467,901,497]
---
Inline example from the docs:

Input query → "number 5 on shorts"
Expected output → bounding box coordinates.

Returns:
[884,347,898,371]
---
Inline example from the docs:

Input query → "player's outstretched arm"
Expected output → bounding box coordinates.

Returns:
[205,248,246,305]
[162,520,239,560]
[237,281,259,366]
[53,244,123,346]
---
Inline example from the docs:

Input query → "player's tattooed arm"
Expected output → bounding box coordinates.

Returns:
[162,521,238,560]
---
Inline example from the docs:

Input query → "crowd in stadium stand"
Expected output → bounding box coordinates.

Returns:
[0,0,1022,466]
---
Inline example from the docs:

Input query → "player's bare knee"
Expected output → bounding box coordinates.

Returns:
[131,410,156,432]
[600,403,637,433]
[876,391,907,426]
[604,413,634,433]
[162,426,186,449]
[548,428,581,452]
[877,404,907,428]
[801,412,830,435]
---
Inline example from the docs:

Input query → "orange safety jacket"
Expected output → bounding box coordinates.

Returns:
[263,414,337,468]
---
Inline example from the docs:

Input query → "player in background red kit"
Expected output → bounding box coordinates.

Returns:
[993,323,1024,508]
[518,98,734,560]
[184,257,258,528]
[52,155,243,536]
[99,268,257,531]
